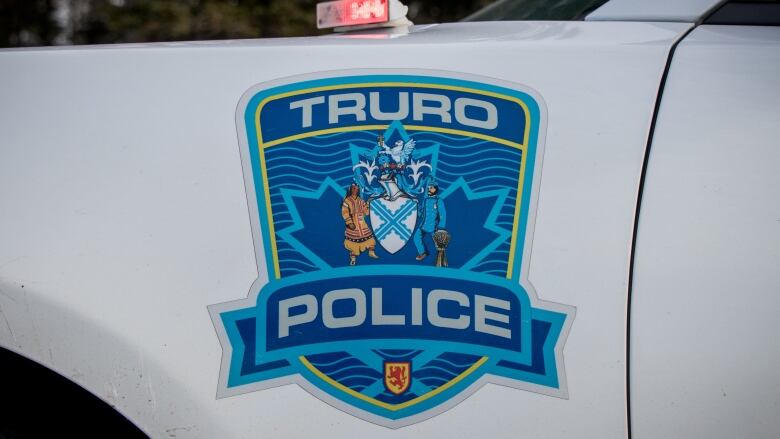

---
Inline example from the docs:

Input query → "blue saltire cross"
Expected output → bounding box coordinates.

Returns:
[371,199,416,242]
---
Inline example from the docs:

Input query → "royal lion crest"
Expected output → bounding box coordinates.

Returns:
[384,362,411,395]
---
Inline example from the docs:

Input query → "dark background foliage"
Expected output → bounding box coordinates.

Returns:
[0,0,494,47]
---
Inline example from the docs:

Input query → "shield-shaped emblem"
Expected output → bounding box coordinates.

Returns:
[384,362,411,395]
[369,196,417,254]
[211,72,575,428]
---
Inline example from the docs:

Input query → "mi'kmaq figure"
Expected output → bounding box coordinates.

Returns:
[341,183,379,266]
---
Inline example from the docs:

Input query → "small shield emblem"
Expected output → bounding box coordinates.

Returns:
[370,196,417,254]
[384,361,411,395]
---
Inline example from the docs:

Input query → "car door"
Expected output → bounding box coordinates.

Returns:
[630,6,780,438]
[0,6,699,439]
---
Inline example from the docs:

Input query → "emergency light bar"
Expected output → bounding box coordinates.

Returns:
[317,0,411,31]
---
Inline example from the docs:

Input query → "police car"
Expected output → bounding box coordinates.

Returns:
[0,0,778,437]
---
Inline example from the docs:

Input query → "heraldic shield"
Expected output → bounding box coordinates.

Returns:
[384,362,412,396]
[209,71,576,428]
[369,196,417,254]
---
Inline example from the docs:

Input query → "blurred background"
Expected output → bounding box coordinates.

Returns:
[0,0,495,48]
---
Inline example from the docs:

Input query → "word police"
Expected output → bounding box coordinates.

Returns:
[290,92,499,130]
[278,287,512,340]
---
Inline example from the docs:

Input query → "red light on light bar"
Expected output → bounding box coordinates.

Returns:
[317,0,390,29]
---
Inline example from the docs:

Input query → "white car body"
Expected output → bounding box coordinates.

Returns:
[0,0,777,437]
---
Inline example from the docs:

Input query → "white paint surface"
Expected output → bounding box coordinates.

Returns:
[631,25,780,439]
[587,0,725,22]
[0,21,689,437]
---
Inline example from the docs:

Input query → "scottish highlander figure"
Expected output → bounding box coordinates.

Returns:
[413,183,447,261]
[342,183,379,265]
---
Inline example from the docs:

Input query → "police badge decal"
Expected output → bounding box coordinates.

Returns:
[209,71,575,427]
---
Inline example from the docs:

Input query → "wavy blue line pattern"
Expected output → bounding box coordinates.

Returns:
[305,349,483,401]
[373,349,422,362]
[413,352,482,390]
[410,131,521,277]
[305,351,382,393]
[264,129,522,277]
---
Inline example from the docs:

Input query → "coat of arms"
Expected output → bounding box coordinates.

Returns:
[384,362,411,395]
